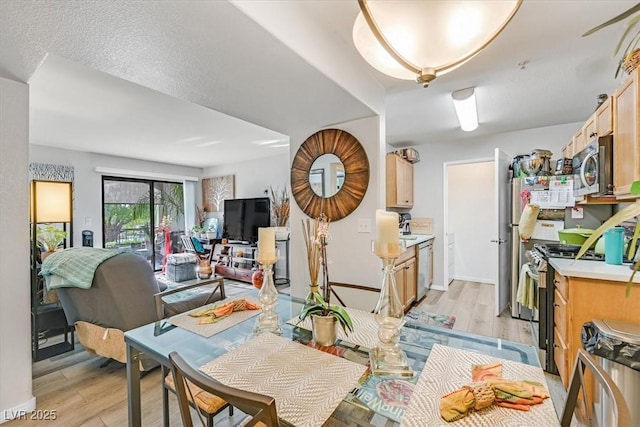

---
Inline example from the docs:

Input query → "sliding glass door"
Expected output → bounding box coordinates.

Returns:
[102,177,184,271]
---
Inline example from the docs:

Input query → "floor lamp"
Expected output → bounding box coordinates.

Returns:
[30,180,74,361]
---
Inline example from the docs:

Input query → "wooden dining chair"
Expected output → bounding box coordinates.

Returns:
[560,349,631,427]
[168,351,279,427]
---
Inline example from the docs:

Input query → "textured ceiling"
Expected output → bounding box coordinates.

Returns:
[0,0,637,166]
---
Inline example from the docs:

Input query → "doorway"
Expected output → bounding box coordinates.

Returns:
[443,159,496,290]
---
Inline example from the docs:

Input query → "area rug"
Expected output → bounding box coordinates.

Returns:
[405,309,455,329]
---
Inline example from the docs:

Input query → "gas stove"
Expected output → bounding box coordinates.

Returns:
[533,243,605,261]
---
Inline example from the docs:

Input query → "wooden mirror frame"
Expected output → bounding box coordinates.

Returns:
[291,129,369,221]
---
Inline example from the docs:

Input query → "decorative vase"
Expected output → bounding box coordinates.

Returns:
[312,314,337,346]
[253,261,282,335]
[274,226,289,241]
[196,261,212,279]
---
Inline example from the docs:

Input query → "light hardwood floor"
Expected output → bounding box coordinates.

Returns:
[6,280,565,426]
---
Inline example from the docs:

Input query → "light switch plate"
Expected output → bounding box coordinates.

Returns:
[358,218,371,233]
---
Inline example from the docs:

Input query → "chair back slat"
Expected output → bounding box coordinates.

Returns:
[560,348,632,427]
[169,351,279,427]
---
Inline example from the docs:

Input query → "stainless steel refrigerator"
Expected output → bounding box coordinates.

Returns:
[510,177,566,320]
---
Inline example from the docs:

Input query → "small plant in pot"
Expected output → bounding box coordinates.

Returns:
[299,214,353,345]
[298,292,353,346]
[36,225,68,257]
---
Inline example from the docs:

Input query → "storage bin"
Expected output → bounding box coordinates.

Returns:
[166,262,196,282]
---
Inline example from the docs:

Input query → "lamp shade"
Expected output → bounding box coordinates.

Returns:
[353,0,521,85]
[452,87,478,132]
[30,180,72,223]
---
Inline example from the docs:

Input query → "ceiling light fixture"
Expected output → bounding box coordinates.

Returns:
[451,87,478,132]
[352,0,522,87]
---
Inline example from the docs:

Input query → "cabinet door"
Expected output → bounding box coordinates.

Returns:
[394,261,406,310]
[401,160,414,207]
[613,68,640,196]
[404,257,417,307]
[554,327,569,388]
[573,128,585,153]
[583,113,597,143]
[596,96,613,136]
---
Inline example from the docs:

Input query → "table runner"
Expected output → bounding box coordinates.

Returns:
[400,344,559,427]
[287,306,381,348]
[200,333,367,427]
[167,298,261,338]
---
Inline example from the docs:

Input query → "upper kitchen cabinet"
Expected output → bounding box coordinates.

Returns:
[386,153,414,208]
[573,127,586,154]
[613,68,640,198]
[561,138,574,159]
[595,95,613,137]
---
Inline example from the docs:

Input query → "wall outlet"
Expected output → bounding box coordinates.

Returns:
[358,218,371,233]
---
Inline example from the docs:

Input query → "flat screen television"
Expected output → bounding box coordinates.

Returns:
[222,197,271,244]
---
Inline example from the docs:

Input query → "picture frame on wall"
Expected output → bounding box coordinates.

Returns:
[202,175,234,212]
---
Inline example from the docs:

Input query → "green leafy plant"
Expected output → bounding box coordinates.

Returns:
[36,225,68,252]
[583,3,640,77]
[298,292,353,335]
[576,182,640,297]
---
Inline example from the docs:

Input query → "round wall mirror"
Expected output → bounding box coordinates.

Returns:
[291,129,369,221]
[309,154,345,198]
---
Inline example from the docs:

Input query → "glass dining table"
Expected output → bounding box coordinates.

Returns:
[124,289,541,427]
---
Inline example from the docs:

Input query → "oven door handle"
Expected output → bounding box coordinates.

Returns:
[580,151,597,188]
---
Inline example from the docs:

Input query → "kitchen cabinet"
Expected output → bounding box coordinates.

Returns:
[573,127,586,154]
[561,139,574,159]
[394,245,417,312]
[613,67,640,197]
[583,112,597,144]
[386,153,414,208]
[595,95,613,137]
[553,270,640,388]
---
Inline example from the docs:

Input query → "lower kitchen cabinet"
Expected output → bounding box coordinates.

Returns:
[394,245,417,312]
[553,270,640,388]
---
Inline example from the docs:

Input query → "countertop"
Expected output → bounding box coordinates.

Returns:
[400,234,435,247]
[549,258,640,283]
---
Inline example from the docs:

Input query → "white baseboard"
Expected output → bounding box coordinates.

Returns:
[452,275,495,285]
[0,397,36,424]
[429,284,445,291]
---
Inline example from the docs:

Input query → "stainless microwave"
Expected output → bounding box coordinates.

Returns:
[572,135,613,196]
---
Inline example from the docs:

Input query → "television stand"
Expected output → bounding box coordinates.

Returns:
[212,241,289,285]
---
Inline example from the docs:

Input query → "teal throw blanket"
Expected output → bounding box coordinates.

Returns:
[41,247,126,290]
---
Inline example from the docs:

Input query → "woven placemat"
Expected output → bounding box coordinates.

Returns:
[167,298,261,338]
[287,306,381,349]
[200,333,367,427]
[400,344,559,427]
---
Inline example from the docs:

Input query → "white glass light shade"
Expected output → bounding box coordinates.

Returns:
[452,87,478,132]
[30,181,72,223]
[353,0,521,82]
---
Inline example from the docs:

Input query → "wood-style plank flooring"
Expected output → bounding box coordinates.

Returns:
[6,280,566,426]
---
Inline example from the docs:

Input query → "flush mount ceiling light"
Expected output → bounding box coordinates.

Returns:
[452,87,478,131]
[353,0,522,87]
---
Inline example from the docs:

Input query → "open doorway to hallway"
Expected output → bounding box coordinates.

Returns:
[443,159,496,291]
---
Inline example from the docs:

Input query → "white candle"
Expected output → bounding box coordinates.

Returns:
[257,227,276,263]
[375,210,401,257]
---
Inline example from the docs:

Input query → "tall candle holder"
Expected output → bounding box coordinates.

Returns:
[370,241,414,378]
[253,251,282,336]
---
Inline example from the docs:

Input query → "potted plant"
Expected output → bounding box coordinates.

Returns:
[583,4,640,77]
[576,181,640,296]
[36,225,68,257]
[269,186,290,240]
[298,292,353,346]
[299,214,353,345]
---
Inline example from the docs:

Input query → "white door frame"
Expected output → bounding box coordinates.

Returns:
[442,157,493,292]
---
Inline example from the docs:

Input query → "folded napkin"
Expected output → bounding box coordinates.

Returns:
[440,361,550,422]
[188,299,259,324]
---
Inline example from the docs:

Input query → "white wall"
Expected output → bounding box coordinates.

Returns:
[0,78,34,422]
[202,154,290,200]
[447,161,495,284]
[289,116,383,312]
[410,122,580,291]
[29,145,203,248]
